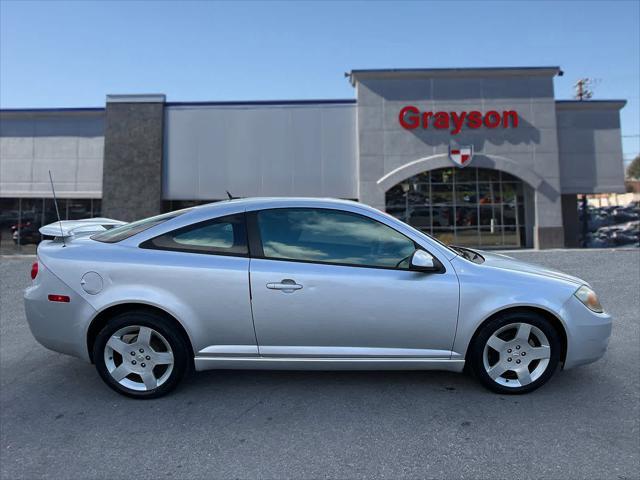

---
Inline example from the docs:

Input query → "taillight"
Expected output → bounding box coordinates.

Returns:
[31,262,38,280]
[48,294,70,303]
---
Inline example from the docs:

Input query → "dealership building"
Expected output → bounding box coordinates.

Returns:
[0,66,627,250]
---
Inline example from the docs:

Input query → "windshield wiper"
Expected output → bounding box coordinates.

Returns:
[450,245,471,259]
[451,245,481,262]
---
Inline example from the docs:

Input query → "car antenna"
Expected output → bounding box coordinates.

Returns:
[48,170,66,247]
[226,190,234,200]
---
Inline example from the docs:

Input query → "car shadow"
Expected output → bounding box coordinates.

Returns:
[185,368,475,392]
[176,365,597,400]
[17,354,612,408]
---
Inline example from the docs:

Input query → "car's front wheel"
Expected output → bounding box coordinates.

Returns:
[469,311,561,394]
[93,311,190,399]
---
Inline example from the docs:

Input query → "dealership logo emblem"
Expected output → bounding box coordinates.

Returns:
[449,145,474,168]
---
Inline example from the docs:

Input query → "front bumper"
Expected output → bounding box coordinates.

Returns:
[24,263,95,362]
[562,295,612,370]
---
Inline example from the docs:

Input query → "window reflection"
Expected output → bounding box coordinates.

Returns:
[257,208,416,268]
[144,214,247,255]
[174,223,234,248]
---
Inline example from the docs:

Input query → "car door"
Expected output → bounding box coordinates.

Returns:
[248,207,459,358]
[138,212,257,356]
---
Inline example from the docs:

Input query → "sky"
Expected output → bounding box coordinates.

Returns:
[1,0,639,164]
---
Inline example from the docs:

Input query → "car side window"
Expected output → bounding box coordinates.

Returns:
[255,208,416,269]
[141,213,248,256]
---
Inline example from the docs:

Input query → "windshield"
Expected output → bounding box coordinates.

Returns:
[378,209,458,256]
[91,208,193,243]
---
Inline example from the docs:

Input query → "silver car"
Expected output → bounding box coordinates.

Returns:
[24,198,612,398]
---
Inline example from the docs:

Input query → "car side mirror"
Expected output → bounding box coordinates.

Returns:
[410,249,440,272]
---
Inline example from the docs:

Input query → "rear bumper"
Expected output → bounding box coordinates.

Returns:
[23,264,95,362]
[562,295,612,370]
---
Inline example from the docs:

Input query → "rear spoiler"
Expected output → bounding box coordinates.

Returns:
[39,218,126,238]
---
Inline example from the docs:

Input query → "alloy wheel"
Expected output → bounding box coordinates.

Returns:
[103,325,174,392]
[482,322,551,388]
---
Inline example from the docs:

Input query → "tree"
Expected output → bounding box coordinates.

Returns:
[627,155,640,179]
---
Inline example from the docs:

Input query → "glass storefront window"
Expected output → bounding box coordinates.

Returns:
[385,186,405,206]
[455,227,481,247]
[406,188,430,207]
[478,183,498,204]
[431,184,453,204]
[0,198,103,255]
[454,168,477,183]
[503,226,522,247]
[14,199,43,249]
[67,199,92,220]
[42,199,60,226]
[478,169,501,182]
[479,205,500,226]
[456,206,478,227]
[430,168,454,184]
[432,206,454,228]
[385,167,527,248]
[432,228,455,245]
[409,172,430,183]
[92,199,102,217]
[503,205,518,225]
[502,183,521,204]
[0,198,21,255]
[408,207,431,229]
[455,184,477,204]
[501,171,520,182]
[386,206,407,222]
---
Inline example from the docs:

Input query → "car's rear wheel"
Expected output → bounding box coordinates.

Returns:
[469,311,561,394]
[93,311,190,399]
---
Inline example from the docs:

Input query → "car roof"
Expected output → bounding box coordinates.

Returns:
[161,197,378,236]
[192,197,362,214]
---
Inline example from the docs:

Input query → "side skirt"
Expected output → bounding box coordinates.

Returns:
[194,356,466,372]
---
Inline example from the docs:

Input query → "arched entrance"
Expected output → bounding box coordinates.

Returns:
[385,167,528,248]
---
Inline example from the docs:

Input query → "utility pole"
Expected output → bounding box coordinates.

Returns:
[575,77,596,247]
[581,194,589,247]
[574,78,594,101]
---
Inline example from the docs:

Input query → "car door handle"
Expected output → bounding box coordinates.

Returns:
[266,279,303,292]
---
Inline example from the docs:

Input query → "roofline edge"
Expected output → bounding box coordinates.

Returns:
[348,66,562,85]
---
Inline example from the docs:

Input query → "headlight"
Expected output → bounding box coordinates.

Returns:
[574,285,604,313]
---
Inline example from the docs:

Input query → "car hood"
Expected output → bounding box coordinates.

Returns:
[478,251,586,286]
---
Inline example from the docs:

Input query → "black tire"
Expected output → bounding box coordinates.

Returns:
[93,310,191,399]
[468,311,561,394]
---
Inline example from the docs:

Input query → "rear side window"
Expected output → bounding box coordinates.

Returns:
[141,213,248,256]
[92,209,192,243]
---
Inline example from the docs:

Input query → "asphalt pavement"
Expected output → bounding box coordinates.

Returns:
[1,250,639,479]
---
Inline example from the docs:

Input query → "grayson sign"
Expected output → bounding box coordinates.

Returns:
[398,106,519,134]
